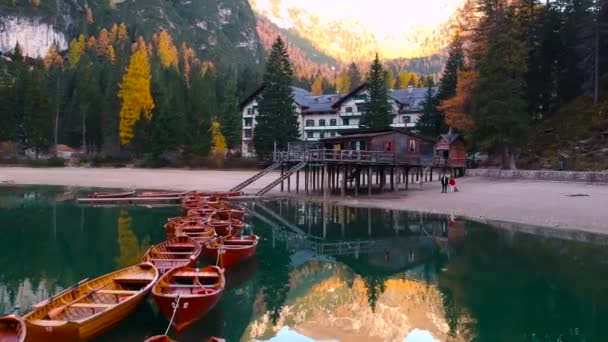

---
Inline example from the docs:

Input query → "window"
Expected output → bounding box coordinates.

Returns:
[403,116,411,123]
[306,120,314,127]
[345,107,353,113]
[319,119,326,126]
[409,139,416,153]
[354,94,367,101]
[245,130,252,138]
[319,132,325,139]
[343,118,350,126]
[330,131,336,137]
[330,119,337,126]
[253,105,258,114]
[247,143,253,153]
[307,131,313,139]
[244,118,253,127]
[246,108,253,115]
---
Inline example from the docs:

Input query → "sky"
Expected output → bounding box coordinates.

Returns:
[251,0,463,38]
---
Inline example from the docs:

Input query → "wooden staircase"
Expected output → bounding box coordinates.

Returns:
[230,162,281,192]
[255,161,307,196]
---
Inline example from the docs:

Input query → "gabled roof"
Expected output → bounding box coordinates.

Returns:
[388,87,437,108]
[321,127,436,143]
[439,129,463,145]
[240,86,341,113]
[239,85,313,110]
[331,83,368,109]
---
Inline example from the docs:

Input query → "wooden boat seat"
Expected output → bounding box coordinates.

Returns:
[70,303,113,309]
[223,241,254,246]
[97,290,138,295]
[167,243,196,248]
[114,274,155,284]
[166,284,216,288]
[155,251,194,255]
[149,258,190,262]
[173,271,218,278]
[29,319,68,326]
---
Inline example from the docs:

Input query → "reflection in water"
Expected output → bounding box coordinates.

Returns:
[115,209,151,268]
[2,188,608,341]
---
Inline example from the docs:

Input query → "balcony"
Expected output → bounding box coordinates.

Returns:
[304,125,358,131]
[340,111,362,117]
[390,123,416,128]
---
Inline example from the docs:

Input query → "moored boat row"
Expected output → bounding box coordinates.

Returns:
[2,189,255,341]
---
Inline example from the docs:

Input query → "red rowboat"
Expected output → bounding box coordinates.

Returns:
[152,266,225,333]
[208,338,225,342]
[137,191,186,198]
[203,235,259,269]
[228,207,245,220]
[187,207,217,218]
[208,219,233,236]
[143,236,202,273]
[0,315,25,342]
[144,335,175,342]
[176,225,216,245]
[188,191,243,198]
[89,190,135,198]
[229,219,245,236]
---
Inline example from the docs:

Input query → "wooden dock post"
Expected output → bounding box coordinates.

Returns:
[341,165,346,197]
[323,165,329,198]
[405,167,409,190]
[355,168,360,196]
[296,170,300,193]
[305,165,309,194]
[280,165,284,192]
[367,167,372,196]
[390,166,395,191]
[287,169,291,192]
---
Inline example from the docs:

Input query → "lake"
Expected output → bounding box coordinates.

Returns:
[1,185,607,341]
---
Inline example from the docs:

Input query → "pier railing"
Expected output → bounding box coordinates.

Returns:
[273,149,434,166]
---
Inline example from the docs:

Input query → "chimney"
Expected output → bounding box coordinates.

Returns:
[448,127,453,135]
[407,85,413,94]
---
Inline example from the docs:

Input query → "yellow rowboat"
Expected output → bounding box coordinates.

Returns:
[23,263,159,341]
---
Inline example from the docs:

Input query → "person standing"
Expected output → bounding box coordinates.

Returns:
[440,174,449,193]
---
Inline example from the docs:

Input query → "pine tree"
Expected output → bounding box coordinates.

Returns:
[118,49,155,146]
[437,39,465,101]
[188,65,215,155]
[218,73,241,150]
[23,61,52,155]
[254,37,299,158]
[416,78,446,137]
[472,4,528,169]
[360,54,391,129]
[149,98,176,160]
[348,62,362,91]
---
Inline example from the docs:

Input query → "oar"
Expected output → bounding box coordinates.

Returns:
[33,278,89,309]
[47,282,113,319]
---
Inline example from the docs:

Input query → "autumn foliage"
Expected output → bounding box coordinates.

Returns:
[118,50,155,145]
[157,30,179,69]
[438,70,476,132]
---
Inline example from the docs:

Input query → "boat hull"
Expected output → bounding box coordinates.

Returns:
[153,290,222,333]
[89,190,135,199]
[0,315,26,342]
[203,236,259,269]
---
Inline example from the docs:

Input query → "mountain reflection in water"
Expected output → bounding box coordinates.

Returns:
[1,187,608,341]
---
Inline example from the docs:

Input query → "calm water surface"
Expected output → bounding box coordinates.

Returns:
[1,185,608,342]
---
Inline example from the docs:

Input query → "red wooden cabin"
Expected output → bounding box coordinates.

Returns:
[435,129,466,168]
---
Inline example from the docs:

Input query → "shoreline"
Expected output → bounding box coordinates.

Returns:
[2,166,608,236]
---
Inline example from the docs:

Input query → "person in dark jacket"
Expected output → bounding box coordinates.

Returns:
[440,174,449,193]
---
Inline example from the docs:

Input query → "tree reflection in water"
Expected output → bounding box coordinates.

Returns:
[115,209,151,268]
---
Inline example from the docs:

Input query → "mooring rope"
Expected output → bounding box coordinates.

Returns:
[164,294,181,336]
[215,243,223,267]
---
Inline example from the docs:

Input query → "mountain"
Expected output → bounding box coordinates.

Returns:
[0,0,264,68]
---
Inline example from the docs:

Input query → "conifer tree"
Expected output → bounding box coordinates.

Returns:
[149,98,176,160]
[218,73,242,150]
[118,49,154,145]
[437,39,464,101]
[416,78,446,137]
[472,4,528,169]
[254,36,299,158]
[23,61,52,155]
[360,54,391,129]
[348,62,362,91]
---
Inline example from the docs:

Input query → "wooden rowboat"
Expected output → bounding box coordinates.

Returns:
[176,225,216,245]
[0,315,26,342]
[186,207,217,218]
[188,191,243,198]
[137,191,186,198]
[152,266,225,333]
[208,338,225,342]
[143,236,202,273]
[229,219,245,236]
[208,219,233,236]
[144,335,176,342]
[89,190,135,199]
[203,236,259,269]
[24,263,159,341]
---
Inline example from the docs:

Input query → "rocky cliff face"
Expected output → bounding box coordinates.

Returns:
[0,15,67,57]
[0,0,263,67]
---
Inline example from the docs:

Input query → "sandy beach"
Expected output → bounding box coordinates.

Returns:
[1,166,607,234]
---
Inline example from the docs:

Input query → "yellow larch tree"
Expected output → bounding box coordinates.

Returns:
[438,69,477,132]
[86,36,96,50]
[118,49,155,145]
[43,45,63,69]
[336,70,351,93]
[109,24,118,43]
[397,71,412,89]
[385,70,396,89]
[107,45,117,64]
[96,28,110,57]
[68,34,86,68]
[200,61,216,78]
[209,121,228,157]
[117,23,128,42]
[157,30,179,69]
[311,75,324,95]
[181,42,196,83]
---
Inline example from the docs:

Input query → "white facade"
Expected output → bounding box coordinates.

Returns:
[240,85,428,157]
